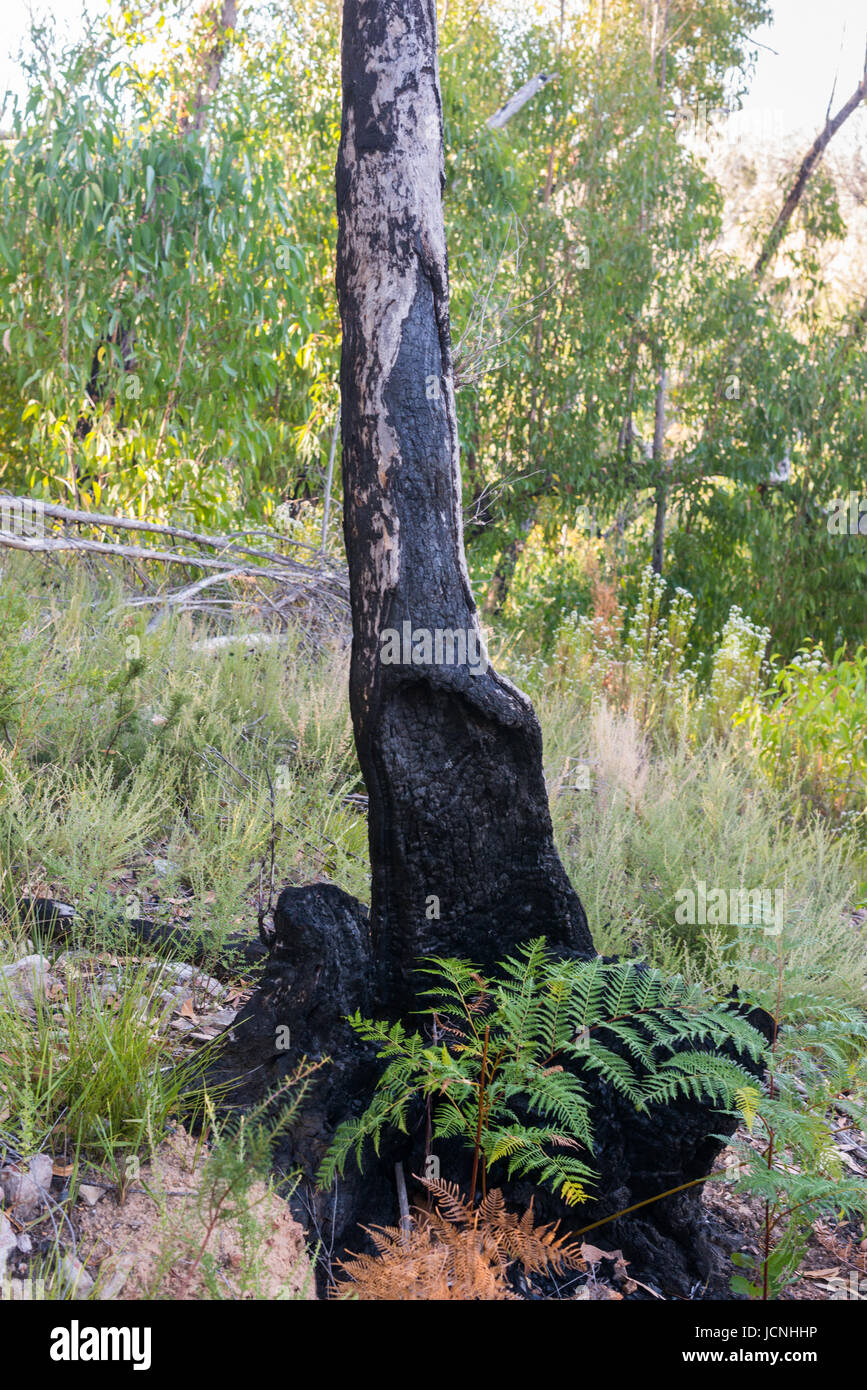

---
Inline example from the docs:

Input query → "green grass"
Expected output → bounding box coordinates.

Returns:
[0,555,369,935]
[0,952,214,1163]
[0,549,865,1298]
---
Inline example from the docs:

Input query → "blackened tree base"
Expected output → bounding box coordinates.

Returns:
[209,881,769,1300]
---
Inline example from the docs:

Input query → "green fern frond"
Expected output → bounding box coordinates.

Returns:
[735,1084,762,1130]
[320,940,771,1208]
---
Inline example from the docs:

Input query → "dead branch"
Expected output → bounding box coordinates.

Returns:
[0,530,340,583]
[485,73,557,130]
[754,44,867,277]
[0,493,350,632]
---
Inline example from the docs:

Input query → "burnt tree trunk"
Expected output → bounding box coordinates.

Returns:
[337,0,591,1013]
[207,0,768,1299]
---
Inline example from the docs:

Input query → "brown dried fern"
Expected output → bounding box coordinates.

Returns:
[331,1178,586,1300]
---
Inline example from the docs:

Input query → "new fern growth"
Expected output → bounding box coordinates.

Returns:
[319,939,768,1206]
[722,935,867,1299]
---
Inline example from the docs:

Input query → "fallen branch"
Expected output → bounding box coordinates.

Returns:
[0,530,327,582]
[0,496,349,610]
[0,494,325,562]
[0,496,350,637]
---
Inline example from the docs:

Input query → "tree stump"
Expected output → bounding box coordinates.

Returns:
[210,882,769,1299]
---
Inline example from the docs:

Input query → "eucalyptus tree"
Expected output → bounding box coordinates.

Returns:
[337,0,592,1011]
[442,0,867,658]
[0,1,337,523]
[442,0,773,599]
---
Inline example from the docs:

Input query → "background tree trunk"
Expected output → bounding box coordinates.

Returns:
[337,0,591,1014]
[651,364,668,575]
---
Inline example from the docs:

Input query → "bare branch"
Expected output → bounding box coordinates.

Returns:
[754,47,867,277]
[485,72,557,130]
[0,495,325,565]
[0,495,350,624]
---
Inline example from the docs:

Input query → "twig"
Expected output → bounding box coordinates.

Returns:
[395,1161,412,1245]
[321,412,340,555]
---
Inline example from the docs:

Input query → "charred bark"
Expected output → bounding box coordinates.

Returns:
[337,0,590,1013]
[210,882,771,1299]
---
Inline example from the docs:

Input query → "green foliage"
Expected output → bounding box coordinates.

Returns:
[0,0,338,523]
[0,952,215,1163]
[736,643,867,831]
[319,939,767,1204]
[723,938,867,1299]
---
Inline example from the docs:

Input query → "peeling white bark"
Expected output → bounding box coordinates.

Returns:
[485,72,557,130]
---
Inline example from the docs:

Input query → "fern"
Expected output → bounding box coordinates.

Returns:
[319,939,769,1206]
[331,1178,586,1300]
[720,934,867,1299]
[734,1084,762,1130]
